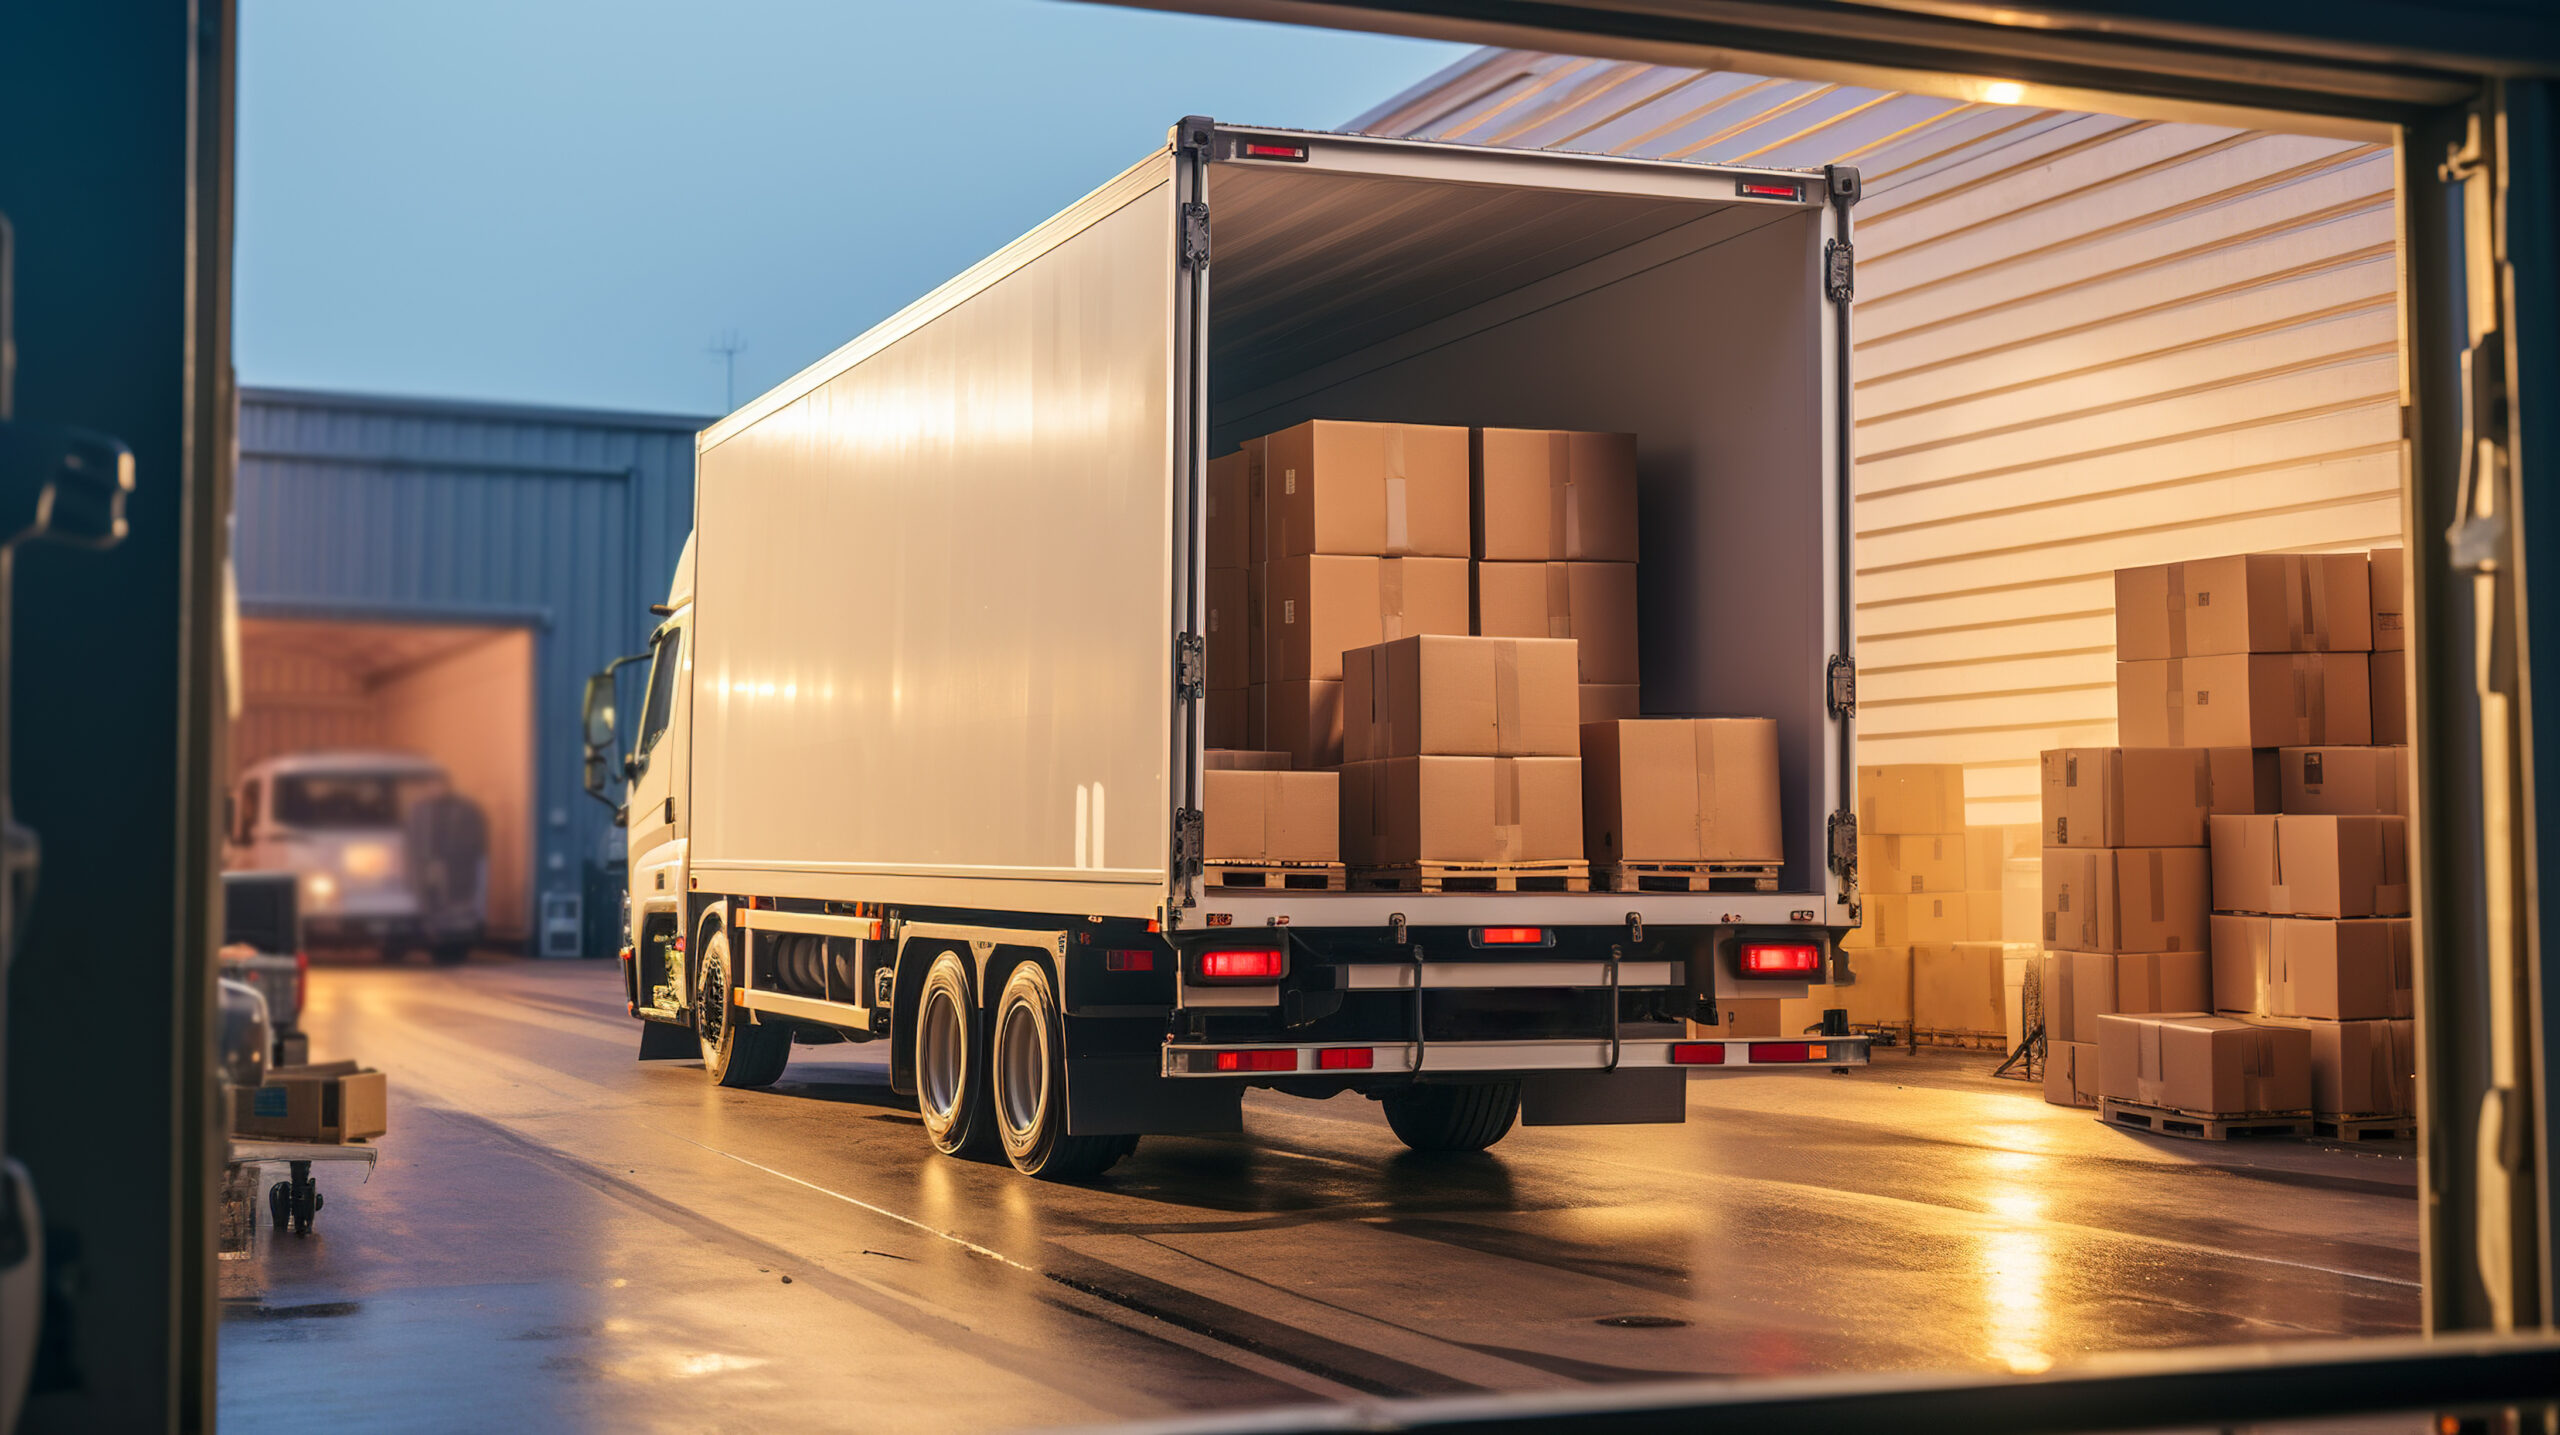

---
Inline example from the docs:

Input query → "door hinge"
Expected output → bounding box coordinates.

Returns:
[664,796,675,825]
[1175,631,1207,700]
[1172,807,1204,878]
[1824,238,1854,304]
[1826,653,1856,718]
[1180,201,1211,269]
[1827,809,1858,883]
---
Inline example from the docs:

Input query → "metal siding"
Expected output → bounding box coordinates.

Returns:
[235,388,709,948]
[1354,53,2404,824]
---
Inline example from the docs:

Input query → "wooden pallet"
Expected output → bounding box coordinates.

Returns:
[1352,860,1591,894]
[1202,860,1346,892]
[2311,1112,2417,1142]
[1911,1027,2009,1052]
[2099,1096,2313,1142]
[1595,859,1782,894]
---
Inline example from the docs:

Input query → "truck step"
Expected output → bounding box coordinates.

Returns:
[1350,860,1591,894]
[2310,1112,2416,1142]
[2099,1096,2312,1142]
[1203,860,1347,892]
[1595,860,1781,894]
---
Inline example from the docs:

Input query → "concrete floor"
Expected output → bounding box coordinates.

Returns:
[219,957,2422,1433]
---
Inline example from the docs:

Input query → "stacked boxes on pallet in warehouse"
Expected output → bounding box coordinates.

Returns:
[2070,550,2393,1131]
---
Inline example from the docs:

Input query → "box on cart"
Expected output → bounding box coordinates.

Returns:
[232,1061,387,1144]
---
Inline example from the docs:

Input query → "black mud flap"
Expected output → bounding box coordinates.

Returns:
[637,1017,696,1061]
[1064,1055,1242,1137]
[1519,1068,1686,1126]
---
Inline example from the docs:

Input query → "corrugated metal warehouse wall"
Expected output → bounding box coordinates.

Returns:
[235,388,706,950]
[1351,55,2404,824]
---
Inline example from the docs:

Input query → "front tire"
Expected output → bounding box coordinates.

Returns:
[696,926,790,1088]
[1382,1081,1520,1153]
[990,962,1131,1180]
[915,951,996,1158]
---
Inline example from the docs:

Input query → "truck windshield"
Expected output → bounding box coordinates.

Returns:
[271,774,446,829]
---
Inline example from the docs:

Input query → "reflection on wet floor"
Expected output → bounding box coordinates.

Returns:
[221,959,2421,1433]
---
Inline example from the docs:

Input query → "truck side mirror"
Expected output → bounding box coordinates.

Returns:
[581,673,617,752]
[583,752,627,827]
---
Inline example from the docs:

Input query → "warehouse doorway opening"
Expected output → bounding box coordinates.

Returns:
[227,614,537,955]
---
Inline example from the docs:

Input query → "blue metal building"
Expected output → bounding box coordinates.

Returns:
[234,386,707,954]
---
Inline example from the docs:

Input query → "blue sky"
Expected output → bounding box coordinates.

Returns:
[235,1,1467,417]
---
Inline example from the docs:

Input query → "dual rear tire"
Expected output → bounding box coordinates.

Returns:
[915,951,1131,1180]
[1382,1080,1521,1153]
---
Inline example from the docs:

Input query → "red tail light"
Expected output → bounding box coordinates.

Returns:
[1105,949,1156,972]
[1670,1042,1727,1065]
[1197,948,1285,982]
[1740,941,1823,976]
[1474,926,1546,945]
[1316,1047,1373,1070]
[1214,1049,1298,1073]
[1750,1042,1830,1062]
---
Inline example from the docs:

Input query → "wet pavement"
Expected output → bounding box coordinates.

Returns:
[220,958,2421,1433]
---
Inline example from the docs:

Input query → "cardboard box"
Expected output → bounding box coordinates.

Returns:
[1964,824,2040,889]
[1580,718,1780,864]
[2001,855,2041,944]
[1338,756,1584,867]
[2264,1015,2414,1116]
[1206,689,1246,749]
[2210,914,2412,1018]
[2369,546,2405,652]
[1474,560,1640,685]
[2206,746,2282,814]
[2207,815,2281,914]
[1832,945,1914,1026]
[1265,555,1470,683]
[2054,950,2212,1043]
[2279,745,2406,815]
[2045,1039,2102,1108]
[1205,749,1292,771]
[2114,553,2373,660]
[2117,653,2373,748]
[1579,684,1640,724]
[1712,1000,1787,1039]
[1246,563,1266,685]
[1207,567,1249,692]
[1865,832,1968,894]
[1257,419,1470,560]
[1203,769,1339,864]
[2041,846,2210,953]
[1207,449,1252,571]
[2209,914,2271,1013]
[1342,635,1580,761]
[2039,748,2214,847]
[231,1060,388,1143]
[1963,891,2006,941]
[2096,1012,2312,1114]
[1863,891,1971,946]
[1256,680,1342,770]
[1473,428,1639,562]
[1914,942,2008,1035]
[1858,764,1966,834]
[2371,647,2407,745]
[2278,815,2410,918]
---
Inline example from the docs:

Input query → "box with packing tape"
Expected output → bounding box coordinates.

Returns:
[2207,914,2412,1019]
[1250,680,1344,770]
[1264,554,1470,683]
[1338,755,1583,869]
[1858,764,1965,835]
[1342,634,1580,761]
[2117,653,2372,749]
[1858,891,1974,947]
[1472,428,1640,562]
[2206,814,2409,918]
[1474,561,1639,686]
[1202,767,1339,866]
[2039,747,2269,847]
[1580,719,1780,867]
[2041,846,2210,953]
[2096,1012,2312,1116]
[1867,833,1967,894]
[2262,1015,2414,1117]
[232,1060,388,1144]
[2045,1039,2103,1109]
[2277,745,2407,815]
[2114,553,2373,660]
[2044,950,2212,1044]
[1254,419,1470,560]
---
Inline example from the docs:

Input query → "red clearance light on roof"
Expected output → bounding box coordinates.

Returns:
[1740,941,1823,976]
[1476,927,1545,945]
[1670,1042,1727,1065]
[1316,1047,1374,1070]
[1737,180,1802,200]
[1105,949,1155,972]
[1215,1049,1299,1073]
[1240,141,1308,161]
[1197,948,1286,982]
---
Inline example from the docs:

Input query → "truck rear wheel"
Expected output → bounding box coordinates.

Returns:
[991,962,1131,1180]
[915,951,996,1158]
[1382,1081,1520,1153]
[696,927,790,1088]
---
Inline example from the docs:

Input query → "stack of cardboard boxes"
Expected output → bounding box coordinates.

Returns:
[1337,634,1586,874]
[1470,428,1643,724]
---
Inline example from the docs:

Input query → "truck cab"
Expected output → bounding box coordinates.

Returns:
[225,750,488,964]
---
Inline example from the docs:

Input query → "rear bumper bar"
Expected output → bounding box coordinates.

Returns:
[1161,1034,1869,1076]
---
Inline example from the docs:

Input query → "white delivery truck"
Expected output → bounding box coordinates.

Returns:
[584,121,1871,1179]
